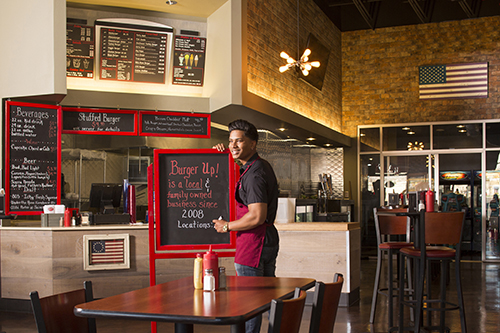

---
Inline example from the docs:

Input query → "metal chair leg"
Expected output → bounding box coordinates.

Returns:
[370,249,383,324]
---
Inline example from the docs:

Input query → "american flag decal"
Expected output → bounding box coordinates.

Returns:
[419,62,488,100]
[90,239,125,264]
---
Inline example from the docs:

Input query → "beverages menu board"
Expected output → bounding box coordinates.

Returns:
[154,150,236,250]
[66,24,95,78]
[5,101,61,214]
[98,21,172,83]
[139,111,210,138]
[172,35,206,86]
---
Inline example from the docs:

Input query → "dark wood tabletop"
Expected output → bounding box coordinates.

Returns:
[74,275,315,333]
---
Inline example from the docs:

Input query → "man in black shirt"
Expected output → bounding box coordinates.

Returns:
[213,119,279,333]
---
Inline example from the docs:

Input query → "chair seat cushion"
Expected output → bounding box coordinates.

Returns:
[379,242,412,250]
[400,246,456,258]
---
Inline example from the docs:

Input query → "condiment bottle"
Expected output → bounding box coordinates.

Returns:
[64,208,71,227]
[418,200,425,211]
[203,269,215,292]
[203,246,219,290]
[425,190,435,212]
[193,253,203,290]
[218,266,226,289]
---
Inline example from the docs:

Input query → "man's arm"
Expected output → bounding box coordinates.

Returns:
[213,202,267,233]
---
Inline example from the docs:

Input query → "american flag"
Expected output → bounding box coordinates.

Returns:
[90,239,124,264]
[419,62,488,100]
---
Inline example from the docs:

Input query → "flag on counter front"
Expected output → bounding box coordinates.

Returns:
[419,62,488,100]
[90,239,125,264]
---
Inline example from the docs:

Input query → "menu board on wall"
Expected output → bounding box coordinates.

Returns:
[172,35,206,86]
[154,149,236,250]
[62,107,138,135]
[5,101,61,215]
[139,111,210,138]
[66,24,95,78]
[96,20,173,83]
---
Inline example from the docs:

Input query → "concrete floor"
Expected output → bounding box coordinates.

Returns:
[0,258,498,332]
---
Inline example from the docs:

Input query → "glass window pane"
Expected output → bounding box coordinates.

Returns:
[359,128,379,152]
[433,123,483,149]
[486,151,500,259]
[486,122,500,148]
[383,126,430,151]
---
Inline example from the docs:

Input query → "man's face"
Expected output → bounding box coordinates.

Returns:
[229,130,256,164]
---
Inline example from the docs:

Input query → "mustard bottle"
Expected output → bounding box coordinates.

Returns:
[193,253,203,289]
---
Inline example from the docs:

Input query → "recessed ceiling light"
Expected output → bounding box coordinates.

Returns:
[457,124,465,128]
[402,127,410,131]
[459,129,467,133]
[166,0,177,5]
[408,131,415,135]
[306,137,316,141]
[278,127,286,132]
[360,133,366,137]
[324,143,331,147]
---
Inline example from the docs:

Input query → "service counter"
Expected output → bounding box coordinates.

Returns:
[275,222,360,306]
[0,222,360,308]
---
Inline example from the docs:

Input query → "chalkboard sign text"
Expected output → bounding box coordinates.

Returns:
[139,111,210,138]
[62,107,138,135]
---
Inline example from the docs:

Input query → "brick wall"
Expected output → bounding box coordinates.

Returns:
[246,0,343,132]
[342,16,500,138]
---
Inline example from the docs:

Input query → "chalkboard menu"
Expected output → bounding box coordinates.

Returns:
[154,149,236,250]
[66,24,95,78]
[5,101,61,214]
[62,107,138,135]
[139,111,210,138]
[97,20,173,83]
[172,35,206,86]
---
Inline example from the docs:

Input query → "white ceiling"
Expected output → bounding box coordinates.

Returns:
[68,0,228,18]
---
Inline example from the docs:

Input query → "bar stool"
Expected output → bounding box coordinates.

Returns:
[398,211,466,333]
[370,207,413,330]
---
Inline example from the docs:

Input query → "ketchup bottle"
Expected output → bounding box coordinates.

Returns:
[203,246,219,290]
[425,190,435,212]
[64,208,71,227]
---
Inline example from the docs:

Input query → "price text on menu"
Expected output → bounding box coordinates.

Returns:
[5,102,61,214]
[100,27,167,83]
[139,111,210,138]
[66,24,95,78]
[156,151,232,248]
[172,35,206,86]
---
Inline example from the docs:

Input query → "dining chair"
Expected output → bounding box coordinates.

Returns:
[268,287,307,333]
[370,207,413,329]
[398,211,466,333]
[30,280,96,333]
[309,273,344,333]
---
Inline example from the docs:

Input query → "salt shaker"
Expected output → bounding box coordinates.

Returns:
[203,269,215,292]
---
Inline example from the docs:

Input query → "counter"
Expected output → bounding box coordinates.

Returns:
[0,222,359,309]
[275,222,360,306]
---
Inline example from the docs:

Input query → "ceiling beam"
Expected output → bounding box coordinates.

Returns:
[352,0,380,30]
[407,0,435,23]
[456,0,481,18]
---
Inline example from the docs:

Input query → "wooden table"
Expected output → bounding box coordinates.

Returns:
[74,275,316,333]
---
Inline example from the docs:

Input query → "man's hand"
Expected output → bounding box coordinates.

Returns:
[212,143,226,152]
[213,218,228,233]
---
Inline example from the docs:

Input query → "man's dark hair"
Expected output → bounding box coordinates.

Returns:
[228,119,259,143]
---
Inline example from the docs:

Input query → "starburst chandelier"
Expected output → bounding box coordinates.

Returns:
[279,0,320,76]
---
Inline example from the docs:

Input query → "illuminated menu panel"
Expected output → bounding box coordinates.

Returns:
[66,24,95,78]
[172,35,206,86]
[97,20,172,83]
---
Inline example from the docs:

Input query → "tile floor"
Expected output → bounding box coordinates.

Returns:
[0,258,498,332]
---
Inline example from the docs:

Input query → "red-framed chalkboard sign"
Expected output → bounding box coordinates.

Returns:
[139,110,210,138]
[152,149,236,254]
[62,107,138,135]
[4,101,62,215]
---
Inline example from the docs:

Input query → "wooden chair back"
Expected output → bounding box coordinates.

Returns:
[309,273,344,333]
[424,211,465,246]
[30,281,96,333]
[374,207,410,243]
[268,287,307,333]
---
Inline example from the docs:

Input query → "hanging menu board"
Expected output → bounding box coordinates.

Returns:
[96,20,173,83]
[172,35,206,86]
[5,101,61,215]
[62,107,138,135]
[66,24,95,78]
[154,149,236,251]
[139,111,210,138]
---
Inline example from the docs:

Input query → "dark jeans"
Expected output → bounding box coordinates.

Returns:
[235,244,279,333]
